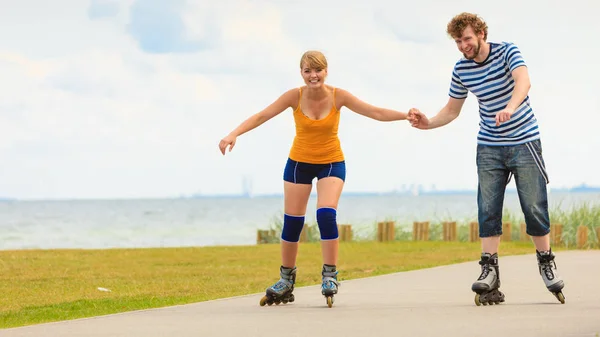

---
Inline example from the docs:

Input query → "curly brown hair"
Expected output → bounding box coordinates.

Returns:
[447,12,488,41]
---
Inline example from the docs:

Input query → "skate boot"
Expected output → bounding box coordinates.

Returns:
[537,249,565,304]
[259,266,296,306]
[321,264,340,308]
[471,253,505,306]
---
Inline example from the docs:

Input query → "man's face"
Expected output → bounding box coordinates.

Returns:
[454,25,485,60]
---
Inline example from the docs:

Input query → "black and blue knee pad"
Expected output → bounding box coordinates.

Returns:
[317,207,338,240]
[281,214,305,242]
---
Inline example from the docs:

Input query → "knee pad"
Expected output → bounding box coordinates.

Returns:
[281,214,305,242]
[317,207,338,240]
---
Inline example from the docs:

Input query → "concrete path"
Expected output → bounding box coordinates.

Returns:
[3,250,599,337]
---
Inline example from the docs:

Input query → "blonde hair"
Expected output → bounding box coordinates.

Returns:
[447,12,488,41]
[300,50,328,69]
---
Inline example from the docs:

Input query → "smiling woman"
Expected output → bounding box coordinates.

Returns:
[218,49,410,307]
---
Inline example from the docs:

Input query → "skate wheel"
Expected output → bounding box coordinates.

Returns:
[259,296,268,307]
[555,291,565,304]
[474,294,481,306]
[326,296,333,308]
[289,294,295,303]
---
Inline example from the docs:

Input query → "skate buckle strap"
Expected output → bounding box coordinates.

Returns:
[322,270,337,278]
[322,276,339,288]
[272,279,293,292]
[322,270,340,288]
[280,267,296,282]
[280,273,295,282]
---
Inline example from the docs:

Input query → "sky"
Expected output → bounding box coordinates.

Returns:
[0,0,599,200]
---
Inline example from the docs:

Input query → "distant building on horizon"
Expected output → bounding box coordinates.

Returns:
[242,175,253,198]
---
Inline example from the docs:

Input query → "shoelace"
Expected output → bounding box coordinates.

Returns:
[478,263,491,281]
[540,261,556,280]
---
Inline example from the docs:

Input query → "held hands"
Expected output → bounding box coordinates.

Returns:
[407,108,429,129]
[218,134,237,155]
[495,107,515,126]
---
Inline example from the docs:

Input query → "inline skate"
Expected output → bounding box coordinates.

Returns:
[472,253,505,306]
[259,266,296,306]
[321,264,339,308]
[537,249,565,304]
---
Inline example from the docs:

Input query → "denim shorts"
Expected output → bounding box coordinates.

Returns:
[476,139,551,237]
[283,158,346,184]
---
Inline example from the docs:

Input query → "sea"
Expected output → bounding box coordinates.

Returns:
[1,191,599,250]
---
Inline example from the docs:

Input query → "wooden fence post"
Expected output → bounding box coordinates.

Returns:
[377,222,395,242]
[413,221,429,241]
[300,224,309,242]
[577,225,588,249]
[469,222,479,242]
[550,224,563,246]
[387,222,395,241]
[257,229,276,244]
[377,222,384,242]
[520,223,529,242]
[443,221,457,241]
[501,222,512,241]
[339,224,353,242]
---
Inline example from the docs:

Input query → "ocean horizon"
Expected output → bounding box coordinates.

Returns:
[1,190,599,251]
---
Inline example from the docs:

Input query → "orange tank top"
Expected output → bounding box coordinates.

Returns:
[288,87,345,164]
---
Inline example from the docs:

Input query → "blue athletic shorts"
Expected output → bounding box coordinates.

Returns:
[283,158,346,184]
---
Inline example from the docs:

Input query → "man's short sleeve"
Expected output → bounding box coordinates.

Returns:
[448,68,468,99]
[505,43,526,72]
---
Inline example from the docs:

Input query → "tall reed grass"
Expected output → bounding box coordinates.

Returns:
[267,203,600,247]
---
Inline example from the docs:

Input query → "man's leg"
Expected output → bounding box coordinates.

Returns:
[472,144,509,305]
[511,140,565,302]
[476,145,509,253]
[510,140,551,244]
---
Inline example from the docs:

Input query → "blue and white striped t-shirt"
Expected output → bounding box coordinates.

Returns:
[449,42,540,146]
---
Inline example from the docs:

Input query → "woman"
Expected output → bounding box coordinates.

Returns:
[219,50,408,307]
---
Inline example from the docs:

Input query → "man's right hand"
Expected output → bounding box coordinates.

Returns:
[407,108,430,129]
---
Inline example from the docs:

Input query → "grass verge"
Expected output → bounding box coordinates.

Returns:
[0,241,568,328]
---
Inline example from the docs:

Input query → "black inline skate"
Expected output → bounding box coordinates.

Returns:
[260,266,296,306]
[472,253,505,306]
[537,249,565,304]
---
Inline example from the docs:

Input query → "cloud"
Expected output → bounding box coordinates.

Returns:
[0,0,599,199]
[127,0,218,53]
[88,0,120,19]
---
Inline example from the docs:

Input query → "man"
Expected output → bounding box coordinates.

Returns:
[407,12,565,306]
